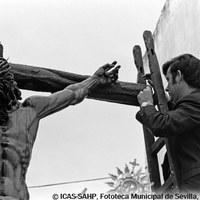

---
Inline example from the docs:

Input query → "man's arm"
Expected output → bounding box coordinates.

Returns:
[136,104,198,137]
[136,87,199,137]
[24,62,120,119]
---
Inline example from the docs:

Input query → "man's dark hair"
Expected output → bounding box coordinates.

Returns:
[162,54,200,88]
[0,58,22,125]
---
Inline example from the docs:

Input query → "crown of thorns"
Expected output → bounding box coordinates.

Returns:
[0,57,14,80]
[0,58,21,106]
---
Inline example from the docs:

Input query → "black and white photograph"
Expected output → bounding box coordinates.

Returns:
[1,0,200,199]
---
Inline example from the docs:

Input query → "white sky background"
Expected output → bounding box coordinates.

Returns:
[0,0,166,199]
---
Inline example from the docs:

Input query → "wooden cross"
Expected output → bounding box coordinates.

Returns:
[0,44,147,106]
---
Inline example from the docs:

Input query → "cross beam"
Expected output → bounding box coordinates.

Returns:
[10,63,146,106]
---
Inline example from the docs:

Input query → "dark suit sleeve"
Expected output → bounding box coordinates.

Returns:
[136,102,199,137]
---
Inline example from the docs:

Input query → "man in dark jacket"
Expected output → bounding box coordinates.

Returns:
[136,54,200,194]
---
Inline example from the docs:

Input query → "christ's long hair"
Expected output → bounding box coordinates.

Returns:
[0,58,22,125]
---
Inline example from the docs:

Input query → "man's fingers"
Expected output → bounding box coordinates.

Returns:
[142,73,151,80]
[143,85,153,95]
[147,79,154,87]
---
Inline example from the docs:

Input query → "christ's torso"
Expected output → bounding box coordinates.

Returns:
[0,105,39,200]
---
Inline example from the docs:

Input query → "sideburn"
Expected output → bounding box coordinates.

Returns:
[171,71,178,85]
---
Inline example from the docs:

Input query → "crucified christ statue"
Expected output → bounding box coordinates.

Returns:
[0,57,120,200]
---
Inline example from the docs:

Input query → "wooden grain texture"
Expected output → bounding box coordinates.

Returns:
[10,63,146,106]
